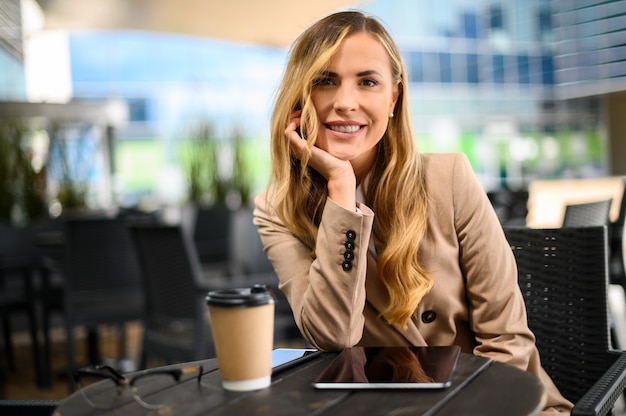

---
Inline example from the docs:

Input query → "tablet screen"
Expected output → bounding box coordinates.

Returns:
[272,348,320,373]
[313,346,461,389]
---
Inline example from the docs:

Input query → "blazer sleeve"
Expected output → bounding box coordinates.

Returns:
[452,155,573,412]
[450,154,537,367]
[253,193,375,351]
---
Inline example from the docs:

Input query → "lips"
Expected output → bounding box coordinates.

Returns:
[327,124,362,133]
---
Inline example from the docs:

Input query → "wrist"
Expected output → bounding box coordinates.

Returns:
[327,180,356,212]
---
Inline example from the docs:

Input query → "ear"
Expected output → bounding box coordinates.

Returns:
[389,79,401,114]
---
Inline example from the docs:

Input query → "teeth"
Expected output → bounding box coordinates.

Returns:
[329,125,360,133]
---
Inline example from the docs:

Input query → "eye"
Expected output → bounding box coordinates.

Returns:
[360,78,378,87]
[313,77,335,87]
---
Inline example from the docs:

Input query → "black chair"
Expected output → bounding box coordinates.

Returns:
[0,224,47,388]
[608,179,626,290]
[486,189,529,226]
[192,205,232,275]
[128,224,216,367]
[47,217,145,390]
[562,199,612,227]
[229,209,304,345]
[129,223,302,368]
[503,225,626,416]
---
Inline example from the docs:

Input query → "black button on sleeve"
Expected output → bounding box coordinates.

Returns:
[341,230,356,272]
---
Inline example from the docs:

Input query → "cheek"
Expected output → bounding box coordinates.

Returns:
[378,100,394,119]
[368,113,390,143]
[372,104,391,127]
[310,92,329,113]
[315,133,329,151]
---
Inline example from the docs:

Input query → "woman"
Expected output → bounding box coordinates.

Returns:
[253,10,572,413]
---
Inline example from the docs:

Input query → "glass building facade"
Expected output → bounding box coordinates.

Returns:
[1,0,622,206]
[0,0,26,100]
[552,0,626,99]
[361,0,606,189]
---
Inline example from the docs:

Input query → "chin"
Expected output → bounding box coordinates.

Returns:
[328,152,356,161]
[325,145,358,161]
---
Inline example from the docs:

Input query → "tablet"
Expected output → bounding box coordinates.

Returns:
[272,348,320,374]
[313,345,461,389]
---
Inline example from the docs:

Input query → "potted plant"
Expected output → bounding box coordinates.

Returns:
[181,121,232,206]
[47,122,89,214]
[231,127,253,208]
[179,122,231,267]
[0,121,16,223]
[0,120,48,225]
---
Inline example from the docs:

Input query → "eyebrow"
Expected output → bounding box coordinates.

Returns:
[320,70,384,78]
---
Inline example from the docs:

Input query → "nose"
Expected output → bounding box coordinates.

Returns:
[333,84,357,113]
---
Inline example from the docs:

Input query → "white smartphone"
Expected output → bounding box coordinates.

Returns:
[271,348,320,374]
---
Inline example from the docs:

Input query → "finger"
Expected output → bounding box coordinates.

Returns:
[288,128,307,159]
[286,116,306,159]
[285,119,301,138]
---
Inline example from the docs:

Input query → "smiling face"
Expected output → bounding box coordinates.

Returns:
[310,31,399,178]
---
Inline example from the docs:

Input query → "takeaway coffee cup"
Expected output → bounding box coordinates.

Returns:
[206,285,276,391]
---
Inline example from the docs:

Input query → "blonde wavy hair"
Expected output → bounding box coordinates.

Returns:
[268,11,432,328]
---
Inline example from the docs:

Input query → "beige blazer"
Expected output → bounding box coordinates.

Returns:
[254,152,572,413]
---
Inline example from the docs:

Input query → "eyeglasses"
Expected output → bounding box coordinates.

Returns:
[73,364,203,410]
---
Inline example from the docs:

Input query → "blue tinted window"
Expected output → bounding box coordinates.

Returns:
[463,12,480,39]
[538,8,552,35]
[408,52,423,83]
[490,5,504,30]
[518,55,530,84]
[493,54,505,83]
[467,54,479,83]
[542,55,554,85]
[440,53,452,83]
[527,56,538,84]
[127,98,148,121]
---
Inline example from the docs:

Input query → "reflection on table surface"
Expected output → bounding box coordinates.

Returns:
[55,350,546,416]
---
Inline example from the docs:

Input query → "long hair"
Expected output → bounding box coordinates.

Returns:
[268,11,432,328]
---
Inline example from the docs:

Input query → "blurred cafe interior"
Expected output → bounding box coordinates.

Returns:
[1,0,626,409]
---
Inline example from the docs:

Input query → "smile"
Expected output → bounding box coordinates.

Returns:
[327,124,361,133]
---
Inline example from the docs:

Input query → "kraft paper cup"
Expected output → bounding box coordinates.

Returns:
[206,285,276,391]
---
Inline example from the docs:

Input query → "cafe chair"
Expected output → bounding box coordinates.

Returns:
[0,224,47,387]
[128,224,216,368]
[503,225,626,416]
[192,205,232,275]
[48,217,145,391]
[609,180,626,290]
[562,199,612,227]
[486,189,529,225]
[129,223,303,368]
[229,214,304,345]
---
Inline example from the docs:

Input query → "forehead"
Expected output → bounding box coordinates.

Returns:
[327,32,392,75]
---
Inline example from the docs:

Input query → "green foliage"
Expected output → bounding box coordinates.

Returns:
[0,126,14,222]
[232,127,252,206]
[180,122,254,207]
[0,120,48,224]
[180,122,224,204]
[48,122,88,211]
